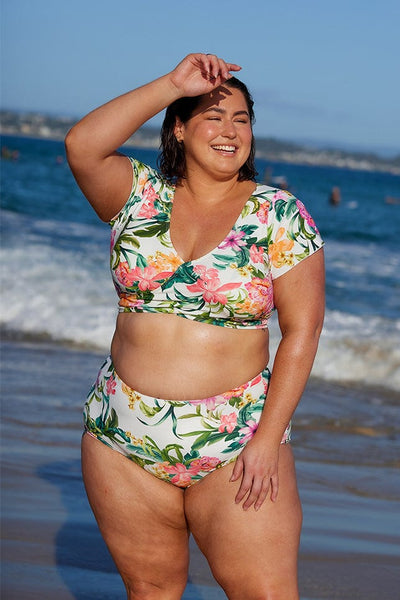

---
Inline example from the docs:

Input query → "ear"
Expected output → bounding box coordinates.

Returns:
[174,117,185,143]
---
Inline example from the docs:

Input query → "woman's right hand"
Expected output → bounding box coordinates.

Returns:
[169,53,241,98]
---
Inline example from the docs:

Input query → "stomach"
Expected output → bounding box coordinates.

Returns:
[110,312,270,401]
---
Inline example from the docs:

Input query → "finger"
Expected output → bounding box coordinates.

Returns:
[220,60,242,79]
[225,62,242,72]
[216,58,234,81]
[270,472,279,502]
[204,54,222,80]
[242,478,264,511]
[234,473,253,505]
[202,54,241,81]
[230,458,243,482]
[254,477,271,511]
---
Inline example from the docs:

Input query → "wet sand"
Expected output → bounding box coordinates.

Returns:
[1,339,399,599]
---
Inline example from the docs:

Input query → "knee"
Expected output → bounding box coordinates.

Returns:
[213,570,299,600]
[125,581,160,600]
[125,580,185,600]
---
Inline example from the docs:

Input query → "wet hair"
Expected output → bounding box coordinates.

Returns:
[158,77,257,182]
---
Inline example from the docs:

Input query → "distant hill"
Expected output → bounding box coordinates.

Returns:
[1,110,399,175]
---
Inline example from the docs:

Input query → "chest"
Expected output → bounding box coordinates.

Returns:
[169,197,247,263]
[170,183,256,263]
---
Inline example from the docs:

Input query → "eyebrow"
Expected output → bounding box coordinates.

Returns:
[204,107,249,117]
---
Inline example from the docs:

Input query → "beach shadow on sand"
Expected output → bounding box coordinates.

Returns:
[37,458,224,600]
[37,458,125,600]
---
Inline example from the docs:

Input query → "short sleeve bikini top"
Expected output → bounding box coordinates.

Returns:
[110,158,324,329]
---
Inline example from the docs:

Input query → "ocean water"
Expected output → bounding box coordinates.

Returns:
[1,134,399,391]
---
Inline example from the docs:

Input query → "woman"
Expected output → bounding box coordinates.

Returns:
[66,53,325,600]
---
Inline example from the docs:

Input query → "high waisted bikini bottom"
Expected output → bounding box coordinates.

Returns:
[84,355,291,488]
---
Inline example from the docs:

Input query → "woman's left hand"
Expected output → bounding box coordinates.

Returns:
[230,436,280,510]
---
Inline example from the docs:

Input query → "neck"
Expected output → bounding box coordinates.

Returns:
[177,171,242,205]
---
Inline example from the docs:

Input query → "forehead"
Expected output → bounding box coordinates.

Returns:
[193,86,249,116]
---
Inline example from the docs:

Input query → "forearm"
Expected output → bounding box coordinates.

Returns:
[65,74,180,160]
[256,329,321,445]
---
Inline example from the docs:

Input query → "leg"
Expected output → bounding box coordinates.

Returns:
[184,445,302,600]
[81,433,190,600]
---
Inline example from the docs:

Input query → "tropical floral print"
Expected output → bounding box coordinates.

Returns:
[110,158,324,329]
[84,356,291,488]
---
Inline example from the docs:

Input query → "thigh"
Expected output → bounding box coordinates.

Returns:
[81,433,190,598]
[184,445,302,600]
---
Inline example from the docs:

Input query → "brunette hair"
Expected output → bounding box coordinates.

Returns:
[158,77,257,182]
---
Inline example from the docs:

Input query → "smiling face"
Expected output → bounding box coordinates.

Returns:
[174,86,253,181]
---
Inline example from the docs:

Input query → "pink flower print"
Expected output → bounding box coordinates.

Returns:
[138,184,159,219]
[272,190,289,203]
[138,202,158,219]
[137,184,159,218]
[296,200,319,233]
[115,263,172,291]
[249,244,264,264]
[256,201,270,224]
[193,264,219,280]
[218,229,246,252]
[189,395,227,410]
[115,261,135,287]
[245,278,273,312]
[249,373,261,387]
[164,462,201,487]
[106,375,116,396]
[239,419,258,444]
[219,412,238,434]
[187,272,241,305]
[190,456,221,472]
[132,266,173,290]
[142,183,158,204]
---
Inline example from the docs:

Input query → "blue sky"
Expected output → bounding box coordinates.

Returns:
[1,0,399,156]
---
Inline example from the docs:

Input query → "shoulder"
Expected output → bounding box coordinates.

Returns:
[110,157,172,226]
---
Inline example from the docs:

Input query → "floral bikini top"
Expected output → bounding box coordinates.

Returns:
[110,158,324,329]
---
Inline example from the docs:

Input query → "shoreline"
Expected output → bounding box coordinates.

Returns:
[1,122,399,176]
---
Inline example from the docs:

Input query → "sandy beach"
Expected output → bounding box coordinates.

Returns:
[1,338,399,599]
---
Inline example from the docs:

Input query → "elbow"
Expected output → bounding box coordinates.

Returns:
[64,125,83,168]
[313,311,325,342]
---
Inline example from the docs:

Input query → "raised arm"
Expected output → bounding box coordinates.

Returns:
[65,53,241,221]
[231,248,325,509]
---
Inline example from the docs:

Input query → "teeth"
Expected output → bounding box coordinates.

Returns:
[212,145,236,152]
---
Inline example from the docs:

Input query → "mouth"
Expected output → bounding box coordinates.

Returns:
[211,144,237,154]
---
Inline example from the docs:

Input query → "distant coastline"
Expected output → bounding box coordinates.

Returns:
[1,109,399,175]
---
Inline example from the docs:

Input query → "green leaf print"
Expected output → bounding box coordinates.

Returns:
[116,232,140,249]
[242,195,262,215]
[136,253,148,270]
[134,221,170,238]
[163,443,185,463]
[164,263,198,286]
[190,430,217,451]
[139,399,163,418]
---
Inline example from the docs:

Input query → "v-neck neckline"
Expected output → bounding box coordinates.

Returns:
[165,182,259,265]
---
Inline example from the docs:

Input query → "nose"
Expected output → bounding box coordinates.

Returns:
[221,119,237,138]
